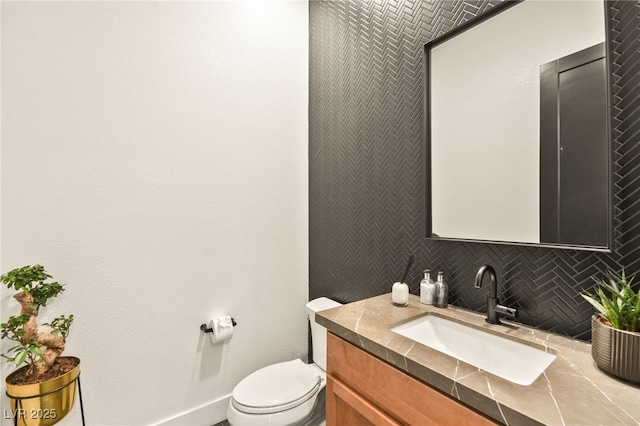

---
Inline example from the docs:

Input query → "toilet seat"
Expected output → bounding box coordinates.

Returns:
[231,359,322,415]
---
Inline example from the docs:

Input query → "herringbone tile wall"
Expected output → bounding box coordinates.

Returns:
[309,0,640,340]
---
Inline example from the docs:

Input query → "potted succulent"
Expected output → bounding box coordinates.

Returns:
[1,265,80,426]
[582,269,640,384]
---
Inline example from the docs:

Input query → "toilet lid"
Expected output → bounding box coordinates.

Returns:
[232,359,321,414]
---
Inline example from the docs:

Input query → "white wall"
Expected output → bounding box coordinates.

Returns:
[0,1,309,425]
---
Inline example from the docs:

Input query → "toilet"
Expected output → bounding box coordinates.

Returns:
[227,297,342,426]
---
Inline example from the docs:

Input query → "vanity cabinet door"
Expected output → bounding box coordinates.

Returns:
[326,332,497,426]
[327,375,400,426]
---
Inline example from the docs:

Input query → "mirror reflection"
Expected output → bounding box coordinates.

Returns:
[427,0,610,250]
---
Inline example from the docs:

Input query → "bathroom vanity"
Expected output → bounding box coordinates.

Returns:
[327,332,496,425]
[317,295,640,425]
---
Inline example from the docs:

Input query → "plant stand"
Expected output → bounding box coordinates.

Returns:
[5,374,85,426]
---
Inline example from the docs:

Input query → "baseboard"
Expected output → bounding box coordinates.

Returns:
[155,395,231,426]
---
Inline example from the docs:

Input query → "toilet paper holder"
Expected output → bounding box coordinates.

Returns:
[200,318,237,333]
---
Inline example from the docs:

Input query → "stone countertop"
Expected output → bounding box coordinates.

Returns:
[315,294,640,426]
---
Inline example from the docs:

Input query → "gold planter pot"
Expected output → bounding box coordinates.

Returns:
[591,316,640,384]
[5,357,81,426]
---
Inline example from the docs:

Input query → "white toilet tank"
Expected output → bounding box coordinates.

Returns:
[306,297,342,371]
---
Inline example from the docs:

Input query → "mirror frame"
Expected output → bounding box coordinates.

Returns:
[424,0,614,252]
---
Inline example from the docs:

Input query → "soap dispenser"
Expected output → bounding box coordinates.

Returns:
[434,271,448,308]
[420,269,436,305]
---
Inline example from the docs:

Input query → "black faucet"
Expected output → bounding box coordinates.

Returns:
[474,265,517,324]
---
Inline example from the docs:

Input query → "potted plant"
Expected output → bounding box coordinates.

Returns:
[1,265,80,426]
[582,269,640,384]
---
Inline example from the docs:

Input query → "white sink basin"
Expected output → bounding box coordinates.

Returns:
[391,315,556,386]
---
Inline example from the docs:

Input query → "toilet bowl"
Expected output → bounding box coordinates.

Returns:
[227,297,342,426]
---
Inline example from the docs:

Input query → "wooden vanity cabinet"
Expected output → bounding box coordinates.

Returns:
[326,332,498,426]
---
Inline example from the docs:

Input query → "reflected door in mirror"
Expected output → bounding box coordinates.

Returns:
[540,43,608,247]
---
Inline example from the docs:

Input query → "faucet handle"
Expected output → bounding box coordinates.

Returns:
[495,304,517,320]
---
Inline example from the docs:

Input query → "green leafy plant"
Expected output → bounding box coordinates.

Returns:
[582,269,640,332]
[44,314,75,339]
[1,265,74,378]
[1,314,43,368]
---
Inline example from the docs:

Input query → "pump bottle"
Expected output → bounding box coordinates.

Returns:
[434,271,448,308]
[420,269,436,305]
